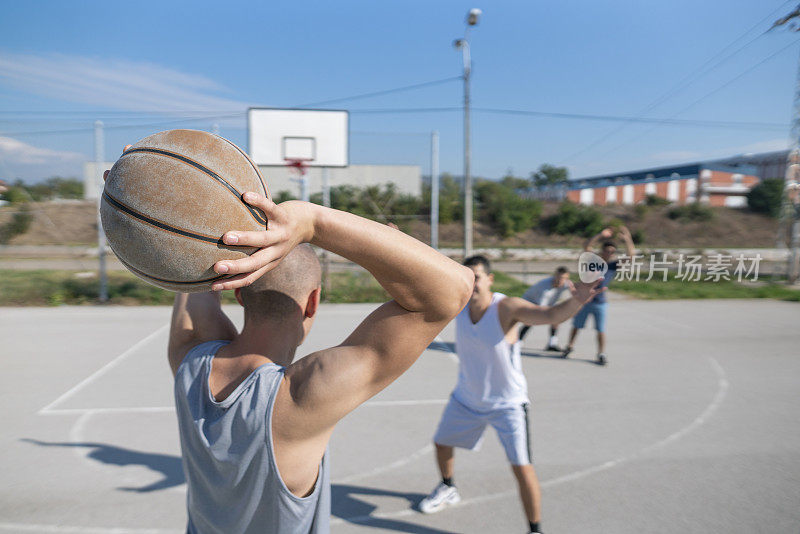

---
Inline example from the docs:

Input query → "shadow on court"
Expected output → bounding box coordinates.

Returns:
[22,439,453,533]
[332,484,455,533]
[427,340,455,354]
[520,350,601,365]
[22,438,185,492]
[428,339,600,365]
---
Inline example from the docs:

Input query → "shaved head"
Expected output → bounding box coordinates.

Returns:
[239,244,322,322]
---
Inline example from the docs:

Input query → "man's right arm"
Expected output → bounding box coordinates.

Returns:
[584,227,613,252]
[210,195,473,438]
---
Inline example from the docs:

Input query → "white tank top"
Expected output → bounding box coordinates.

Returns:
[452,292,529,411]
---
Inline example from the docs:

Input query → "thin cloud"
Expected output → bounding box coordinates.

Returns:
[0,136,84,180]
[0,52,250,112]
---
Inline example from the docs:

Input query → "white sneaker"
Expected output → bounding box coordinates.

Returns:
[419,482,461,513]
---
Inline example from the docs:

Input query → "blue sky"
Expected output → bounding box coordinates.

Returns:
[0,0,798,183]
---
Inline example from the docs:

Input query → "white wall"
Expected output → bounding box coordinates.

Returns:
[622,184,634,205]
[686,178,697,202]
[606,185,617,203]
[83,161,115,199]
[259,164,422,198]
[667,180,680,202]
[579,188,594,205]
[724,195,747,208]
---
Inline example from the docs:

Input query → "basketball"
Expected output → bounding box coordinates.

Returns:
[100,129,270,292]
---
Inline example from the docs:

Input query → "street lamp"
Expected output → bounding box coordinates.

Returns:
[455,8,481,259]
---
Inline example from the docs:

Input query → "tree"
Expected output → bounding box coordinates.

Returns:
[530,164,569,188]
[475,179,542,237]
[747,178,784,218]
[541,201,604,237]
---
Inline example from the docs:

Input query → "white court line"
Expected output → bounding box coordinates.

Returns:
[337,444,433,484]
[331,355,729,526]
[38,324,169,414]
[15,332,453,532]
[0,523,180,533]
[42,406,175,416]
[38,331,452,417]
[364,399,447,408]
[44,401,446,417]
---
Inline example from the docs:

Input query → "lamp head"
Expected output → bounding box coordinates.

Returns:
[467,8,482,26]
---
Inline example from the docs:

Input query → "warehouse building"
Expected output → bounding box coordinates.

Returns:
[528,151,788,207]
[565,162,760,208]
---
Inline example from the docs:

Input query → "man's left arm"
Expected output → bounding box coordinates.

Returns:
[499,280,603,332]
[168,292,237,375]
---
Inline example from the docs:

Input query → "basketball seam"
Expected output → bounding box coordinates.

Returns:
[120,147,267,227]
[218,135,270,202]
[103,191,228,244]
[116,254,232,285]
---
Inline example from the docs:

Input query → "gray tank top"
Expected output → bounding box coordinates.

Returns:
[174,340,330,534]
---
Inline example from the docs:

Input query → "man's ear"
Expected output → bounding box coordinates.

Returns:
[488,272,495,285]
[305,287,321,319]
[234,288,244,307]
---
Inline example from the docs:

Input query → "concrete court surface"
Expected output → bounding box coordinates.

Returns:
[1,297,799,534]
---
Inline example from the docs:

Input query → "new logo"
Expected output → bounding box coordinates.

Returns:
[578,252,608,283]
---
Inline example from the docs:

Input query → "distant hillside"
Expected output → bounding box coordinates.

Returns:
[0,199,780,249]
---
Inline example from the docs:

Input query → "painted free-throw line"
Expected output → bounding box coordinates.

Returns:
[330,355,730,526]
[38,324,169,415]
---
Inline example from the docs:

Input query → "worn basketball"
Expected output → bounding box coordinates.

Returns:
[100,129,270,292]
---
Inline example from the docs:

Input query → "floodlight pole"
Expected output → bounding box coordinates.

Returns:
[301,175,309,203]
[431,130,440,249]
[94,120,108,303]
[322,167,331,297]
[456,9,480,259]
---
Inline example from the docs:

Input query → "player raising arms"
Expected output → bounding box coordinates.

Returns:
[168,193,473,533]
[562,225,635,365]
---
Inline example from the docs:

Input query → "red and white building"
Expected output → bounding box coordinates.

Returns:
[561,162,760,207]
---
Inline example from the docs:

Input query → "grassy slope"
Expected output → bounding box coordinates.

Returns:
[4,269,796,306]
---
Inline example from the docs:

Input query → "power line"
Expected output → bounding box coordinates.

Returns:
[561,0,796,164]
[589,37,800,163]
[294,76,462,108]
[3,105,788,137]
[349,106,787,130]
[0,76,463,135]
[0,113,245,137]
[472,107,787,130]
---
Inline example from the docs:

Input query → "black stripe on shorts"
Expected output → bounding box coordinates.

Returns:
[522,403,532,463]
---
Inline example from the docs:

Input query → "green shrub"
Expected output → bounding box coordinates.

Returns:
[6,177,83,202]
[0,205,34,244]
[273,190,296,204]
[541,201,605,237]
[747,178,784,218]
[475,180,541,237]
[645,194,670,206]
[667,202,714,222]
[2,186,29,204]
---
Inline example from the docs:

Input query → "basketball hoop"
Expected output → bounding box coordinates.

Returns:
[285,158,310,176]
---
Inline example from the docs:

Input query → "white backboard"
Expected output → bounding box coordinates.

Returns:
[248,108,349,167]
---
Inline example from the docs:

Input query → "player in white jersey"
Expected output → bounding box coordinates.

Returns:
[419,256,603,534]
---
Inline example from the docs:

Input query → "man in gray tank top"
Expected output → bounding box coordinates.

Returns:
[167,192,474,533]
